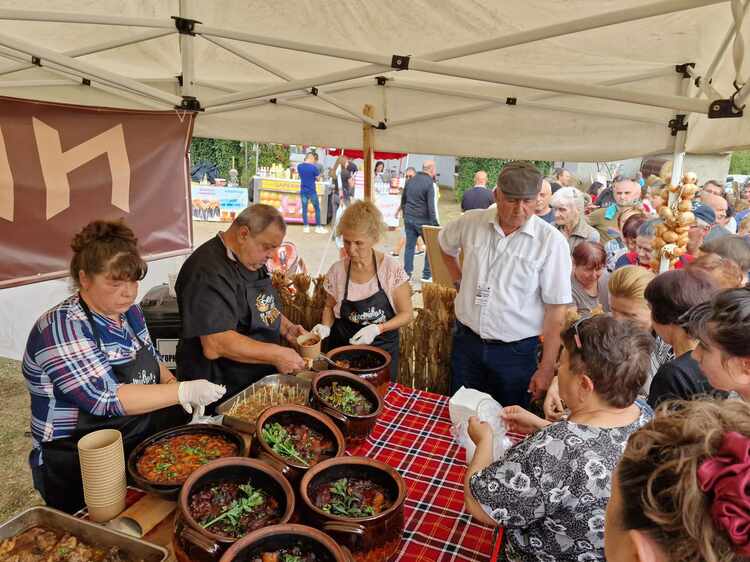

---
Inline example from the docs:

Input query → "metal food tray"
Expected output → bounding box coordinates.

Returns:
[217,374,311,435]
[0,506,168,562]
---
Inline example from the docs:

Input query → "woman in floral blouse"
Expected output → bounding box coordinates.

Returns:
[464,315,654,562]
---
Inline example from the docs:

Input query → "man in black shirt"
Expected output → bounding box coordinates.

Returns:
[461,170,494,212]
[175,205,307,405]
[402,160,439,282]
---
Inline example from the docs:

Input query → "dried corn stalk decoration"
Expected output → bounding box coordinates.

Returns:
[652,174,700,272]
[271,272,327,331]
[399,284,456,394]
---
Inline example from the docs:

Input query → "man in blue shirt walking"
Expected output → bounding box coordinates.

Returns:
[298,153,327,234]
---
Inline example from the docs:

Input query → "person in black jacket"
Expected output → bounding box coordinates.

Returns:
[643,269,726,407]
[402,160,438,282]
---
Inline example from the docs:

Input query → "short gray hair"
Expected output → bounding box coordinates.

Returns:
[234,204,287,235]
[550,186,585,215]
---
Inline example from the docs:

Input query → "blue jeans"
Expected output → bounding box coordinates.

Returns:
[404,220,431,279]
[450,321,539,408]
[300,190,321,226]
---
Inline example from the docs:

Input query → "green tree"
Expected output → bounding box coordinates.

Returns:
[455,157,552,201]
[730,151,750,175]
[189,139,291,186]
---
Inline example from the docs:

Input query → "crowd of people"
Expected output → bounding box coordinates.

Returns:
[443,162,750,561]
[18,155,750,561]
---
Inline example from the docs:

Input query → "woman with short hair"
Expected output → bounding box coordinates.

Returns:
[643,269,725,407]
[550,186,600,252]
[22,220,225,513]
[570,241,608,314]
[464,315,654,562]
[614,218,660,270]
[313,201,413,381]
[606,398,750,562]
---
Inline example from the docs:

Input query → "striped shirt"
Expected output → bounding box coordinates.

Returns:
[22,293,158,467]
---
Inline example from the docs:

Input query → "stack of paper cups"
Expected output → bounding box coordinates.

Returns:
[77,429,127,522]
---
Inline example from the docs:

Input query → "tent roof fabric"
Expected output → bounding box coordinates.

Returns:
[0,0,748,161]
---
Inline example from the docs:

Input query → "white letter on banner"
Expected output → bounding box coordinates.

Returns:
[32,118,131,219]
[0,126,13,222]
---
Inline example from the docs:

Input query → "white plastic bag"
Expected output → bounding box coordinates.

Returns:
[449,386,512,463]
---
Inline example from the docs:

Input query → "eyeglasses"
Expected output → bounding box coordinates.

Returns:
[569,315,593,349]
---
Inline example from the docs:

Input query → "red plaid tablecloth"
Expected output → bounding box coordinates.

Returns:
[348,383,517,562]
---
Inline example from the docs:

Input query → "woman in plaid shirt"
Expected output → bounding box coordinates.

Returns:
[22,220,225,513]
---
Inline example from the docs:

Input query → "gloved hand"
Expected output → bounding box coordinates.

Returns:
[349,324,381,346]
[178,380,226,414]
[311,324,331,340]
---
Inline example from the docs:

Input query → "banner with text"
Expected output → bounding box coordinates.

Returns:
[0,96,195,288]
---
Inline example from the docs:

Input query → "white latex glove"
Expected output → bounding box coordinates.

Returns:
[311,323,331,340]
[349,324,381,346]
[178,380,226,414]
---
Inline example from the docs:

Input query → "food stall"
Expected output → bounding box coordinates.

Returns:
[253,176,333,226]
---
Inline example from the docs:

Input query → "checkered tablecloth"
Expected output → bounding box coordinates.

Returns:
[348,383,518,562]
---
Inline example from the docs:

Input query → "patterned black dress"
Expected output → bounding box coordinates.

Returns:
[470,400,653,562]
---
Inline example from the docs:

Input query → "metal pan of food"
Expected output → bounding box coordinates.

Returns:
[217,374,311,435]
[0,506,168,562]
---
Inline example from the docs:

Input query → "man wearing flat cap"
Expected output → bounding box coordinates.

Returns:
[439,161,572,407]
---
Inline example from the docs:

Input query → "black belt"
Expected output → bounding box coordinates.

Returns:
[456,320,537,345]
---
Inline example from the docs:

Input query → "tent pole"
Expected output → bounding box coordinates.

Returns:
[201,35,378,125]
[277,100,361,123]
[528,66,674,101]
[387,82,666,125]
[425,0,727,62]
[0,33,183,106]
[0,9,173,28]
[699,0,749,96]
[407,58,710,114]
[363,104,375,201]
[0,29,174,78]
[179,0,195,98]
[0,79,73,87]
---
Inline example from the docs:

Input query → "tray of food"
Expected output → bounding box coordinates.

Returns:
[127,424,248,498]
[217,374,311,435]
[0,506,168,562]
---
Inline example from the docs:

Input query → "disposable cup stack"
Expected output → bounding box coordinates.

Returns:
[77,429,127,522]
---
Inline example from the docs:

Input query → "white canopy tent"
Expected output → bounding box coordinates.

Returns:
[0,0,748,171]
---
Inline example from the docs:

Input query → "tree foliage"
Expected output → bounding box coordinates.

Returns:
[189,138,291,185]
[455,157,552,201]
[730,151,750,175]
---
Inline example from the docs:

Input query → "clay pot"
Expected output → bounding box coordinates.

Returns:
[299,456,406,562]
[310,371,383,447]
[127,424,248,500]
[174,458,295,562]
[219,524,351,562]
[325,345,391,398]
[254,405,346,485]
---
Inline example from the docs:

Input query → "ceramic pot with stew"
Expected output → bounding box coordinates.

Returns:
[311,371,383,447]
[299,456,406,562]
[128,424,248,499]
[174,458,295,562]
[219,523,351,562]
[254,405,346,485]
[325,345,391,398]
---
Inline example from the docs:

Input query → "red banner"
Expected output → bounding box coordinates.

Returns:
[0,96,195,288]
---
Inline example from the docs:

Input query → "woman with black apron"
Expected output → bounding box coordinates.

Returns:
[22,220,226,513]
[312,201,414,381]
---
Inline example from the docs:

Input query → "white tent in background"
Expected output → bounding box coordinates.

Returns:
[0,0,747,172]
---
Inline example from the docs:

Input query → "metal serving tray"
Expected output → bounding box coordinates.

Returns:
[0,506,168,562]
[217,374,311,435]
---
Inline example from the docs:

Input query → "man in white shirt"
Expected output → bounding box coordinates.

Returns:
[438,162,572,407]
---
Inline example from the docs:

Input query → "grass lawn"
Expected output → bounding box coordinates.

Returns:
[0,358,42,520]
